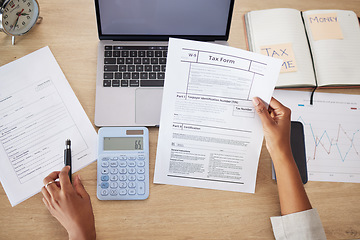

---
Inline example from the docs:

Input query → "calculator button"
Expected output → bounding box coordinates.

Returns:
[110,175,118,181]
[119,175,127,181]
[137,155,145,160]
[102,157,110,161]
[120,155,127,160]
[101,161,109,167]
[110,189,118,196]
[128,189,136,195]
[101,189,109,196]
[110,168,118,174]
[101,175,109,181]
[119,182,127,188]
[128,161,136,167]
[128,182,136,188]
[101,182,109,189]
[110,161,118,167]
[119,168,127,174]
[110,182,118,188]
[137,175,145,181]
[128,175,136,181]
[137,182,145,195]
[102,168,109,174]
[119,161,127,167]
[128,168,136,174]
[137,168,145,174]
[137,161,145,167]
[129,156,136,160]
[112,157,119,160]
[119,189,127,195]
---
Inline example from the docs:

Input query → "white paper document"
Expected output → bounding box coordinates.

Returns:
[154,38,282,193]
[273,90,360,183]
[0,47,97,206]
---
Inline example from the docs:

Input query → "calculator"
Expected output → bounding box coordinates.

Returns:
[97,127,149,200]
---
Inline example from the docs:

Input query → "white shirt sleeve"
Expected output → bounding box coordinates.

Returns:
[270,208,327,240]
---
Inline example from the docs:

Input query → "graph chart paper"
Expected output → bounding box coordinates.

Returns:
[273,90,360,183]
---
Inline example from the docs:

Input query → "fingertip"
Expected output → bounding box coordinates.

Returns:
[60,166,70,175]
[252,97,260,107]
[74,174,82,185]
[43,171,61,185]
[252,97,274,127]
[59,166,72,187]
[269,97,284,108]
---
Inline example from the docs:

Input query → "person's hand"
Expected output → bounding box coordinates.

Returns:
[252,97,292,160]
[253,97,312,215]
[41,166,96,240]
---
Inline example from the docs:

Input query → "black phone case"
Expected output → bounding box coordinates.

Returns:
[272,121,308,184]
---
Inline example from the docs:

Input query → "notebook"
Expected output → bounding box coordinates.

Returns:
[245,9,360,88]
[94,0,234,126]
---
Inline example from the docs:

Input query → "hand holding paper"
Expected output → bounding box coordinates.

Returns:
[154,38,282,193]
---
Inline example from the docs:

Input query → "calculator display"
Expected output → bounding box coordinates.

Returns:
[104,137,143,151]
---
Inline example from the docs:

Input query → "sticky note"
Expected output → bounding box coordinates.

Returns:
[260,43,298,73]
[307,13,343,41]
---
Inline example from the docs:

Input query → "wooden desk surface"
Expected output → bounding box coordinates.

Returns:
[1,0,359,239]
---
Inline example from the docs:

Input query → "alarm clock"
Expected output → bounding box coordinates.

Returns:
[0,0,41,44]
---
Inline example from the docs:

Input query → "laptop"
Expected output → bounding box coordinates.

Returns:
[94,0,234,126]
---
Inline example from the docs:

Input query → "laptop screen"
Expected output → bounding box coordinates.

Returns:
[95,0,234,41]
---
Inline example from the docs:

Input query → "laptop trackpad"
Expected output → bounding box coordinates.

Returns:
[135,88,163,125]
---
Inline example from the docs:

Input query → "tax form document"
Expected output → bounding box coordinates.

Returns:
[0,47,97,206]
[154,38,282,193]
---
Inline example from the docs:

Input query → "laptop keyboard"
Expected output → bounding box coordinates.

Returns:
[103,46,167,88]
